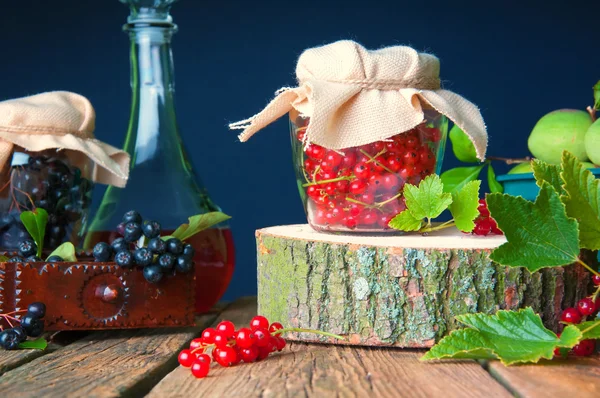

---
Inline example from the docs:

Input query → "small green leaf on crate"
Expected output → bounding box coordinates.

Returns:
[422,308,582,365]
[449,125,479,163]
[440,165,485,194]
[20,208,48,257]
[404,174,453,221]
[388,210,423,232]
[486,164,503,193]
[47,242,77,262]
[560,151,600,250]
[574,320,600,340]
[18,337,48,350]
[167,212,231,242]
[487,183,580,272]
[448,180,481,232]
[532,158,564,195]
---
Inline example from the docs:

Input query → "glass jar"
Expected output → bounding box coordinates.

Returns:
[0,148,93,250]
[86,0,235,313]
[291,109,448,232]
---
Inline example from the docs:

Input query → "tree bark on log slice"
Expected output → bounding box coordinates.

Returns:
[256,224,595,348]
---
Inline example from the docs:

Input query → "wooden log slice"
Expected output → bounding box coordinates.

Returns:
[256,224,595,348]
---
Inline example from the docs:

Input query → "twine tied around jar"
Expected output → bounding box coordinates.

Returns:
[0,91,130,187]
[229,40,488,160]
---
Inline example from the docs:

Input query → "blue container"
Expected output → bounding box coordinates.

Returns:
[497,168,600,201]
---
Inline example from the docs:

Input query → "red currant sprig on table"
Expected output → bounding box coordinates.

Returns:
[178,315,344,378]
[472,198,503,236]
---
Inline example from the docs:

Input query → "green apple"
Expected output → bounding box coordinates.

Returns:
[585,118,600,164]
[528,109,592,164]
[507,162,533,174]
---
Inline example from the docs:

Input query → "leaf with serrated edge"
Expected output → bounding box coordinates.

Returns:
[575,320,600,340]
[532,159,564,195]
[404,175,452,220]
[561,151,600,250]
[18,338,47,350]
[487,183,580,272]
[440,165,485,194]
[448,180,480,232]
[421,329,498,361]
[47,242,77,262]
[487,164,503,193]
[388,210,423,231]
[169,212,231,242]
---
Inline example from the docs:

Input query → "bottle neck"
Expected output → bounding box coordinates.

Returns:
[124,24,180,165]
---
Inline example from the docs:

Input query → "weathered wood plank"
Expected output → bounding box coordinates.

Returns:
[149,297,511,398]
[488,356,600,398]
[0,306,226,397]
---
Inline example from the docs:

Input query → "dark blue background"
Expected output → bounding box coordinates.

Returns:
[1,0,597,299]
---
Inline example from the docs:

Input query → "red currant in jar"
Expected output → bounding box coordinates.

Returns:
[313,207,328,224]
[306,144,326,159]
[341,149,357,168]
[385,155,403,172]
[349,180,368,195]
[354,163,371,180]
[377,213,394,229]
[360,209,378,225]
[344,215,358,229]
[304,158,318,174]
[381,173,401,191]
[325,206,344,223]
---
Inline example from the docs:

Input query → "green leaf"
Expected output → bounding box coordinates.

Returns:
[404,175,453,221]
[0,255,9,262]
[593,80,600,110]
[487,164,503,193]
[448,180,481,232]
[561,151,600,250]
[449,124,479,163]
[575,320,600,340]
[18,337,47,350]
[47,242,77,262]
[487,182,580,272]
[440,165,485,194]
[169,212,231,242]
[532,159,564,195]
[388,210,423,232]
[422,308,582,365]
[20,208,48,257]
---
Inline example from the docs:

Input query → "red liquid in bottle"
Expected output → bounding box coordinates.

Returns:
[86,228,234,313]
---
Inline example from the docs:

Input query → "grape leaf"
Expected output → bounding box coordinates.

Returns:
[449,124,479,163]
[487,164,503,193]
[20,208,48,257]
[168,212,231,242]
[422,308,582,365]
[574,320,600,340]
[404,175,453,221]
[448,180,480,232]
[486,182,580,272]
[560,151,600,250]
[532,159,564,195]
[440,165,485,194]
[388,210,423,231]
[18,337,47,350]
[47,242,77,262]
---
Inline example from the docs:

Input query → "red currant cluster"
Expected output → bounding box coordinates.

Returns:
[556,275,600,357]
[298,124,442,231]
[178,315,287,378]
[472,199,503,235]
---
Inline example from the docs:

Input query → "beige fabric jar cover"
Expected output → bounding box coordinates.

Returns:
[0,91,130,187]
[230,40,488,160]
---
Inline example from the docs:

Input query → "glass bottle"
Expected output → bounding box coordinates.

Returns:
[86,0,234,313]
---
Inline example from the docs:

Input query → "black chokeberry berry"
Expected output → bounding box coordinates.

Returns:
[122,210,142,224]
[147,238,166,255]
[20,315,44,337]
[166,238,183,255]
[142,220,161,239]
[93,242,112,262]
[143,265,163,284]
[181,244,195,260]
[123,222,143,243]
[18,240,37,258]
[27,302,46,319]
[116,222,126,237]
[8,256,24,263]
[47,255,63,263]
[111,237,128,253]
[26,256,42,262]
[134,248,153,267]
[175,256,193,273]
[157,253,175,271]
[12,327,27,342]
[0,329,21,350]
[115,250,134,268]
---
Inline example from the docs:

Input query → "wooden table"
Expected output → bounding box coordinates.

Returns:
[0,297,598,397]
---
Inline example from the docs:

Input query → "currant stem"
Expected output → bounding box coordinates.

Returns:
[485,156,532,165]
[419,220,456,233]
[302,175,354,187]
[576,258,600,278]
[359,149,394,174]
[272,327,346,341]
[375,192,403,207]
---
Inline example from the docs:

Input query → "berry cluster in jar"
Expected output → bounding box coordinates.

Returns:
[0,302,46,350]
[297,123,442,231]
[178,315,287,378]
[92,210,195,284]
